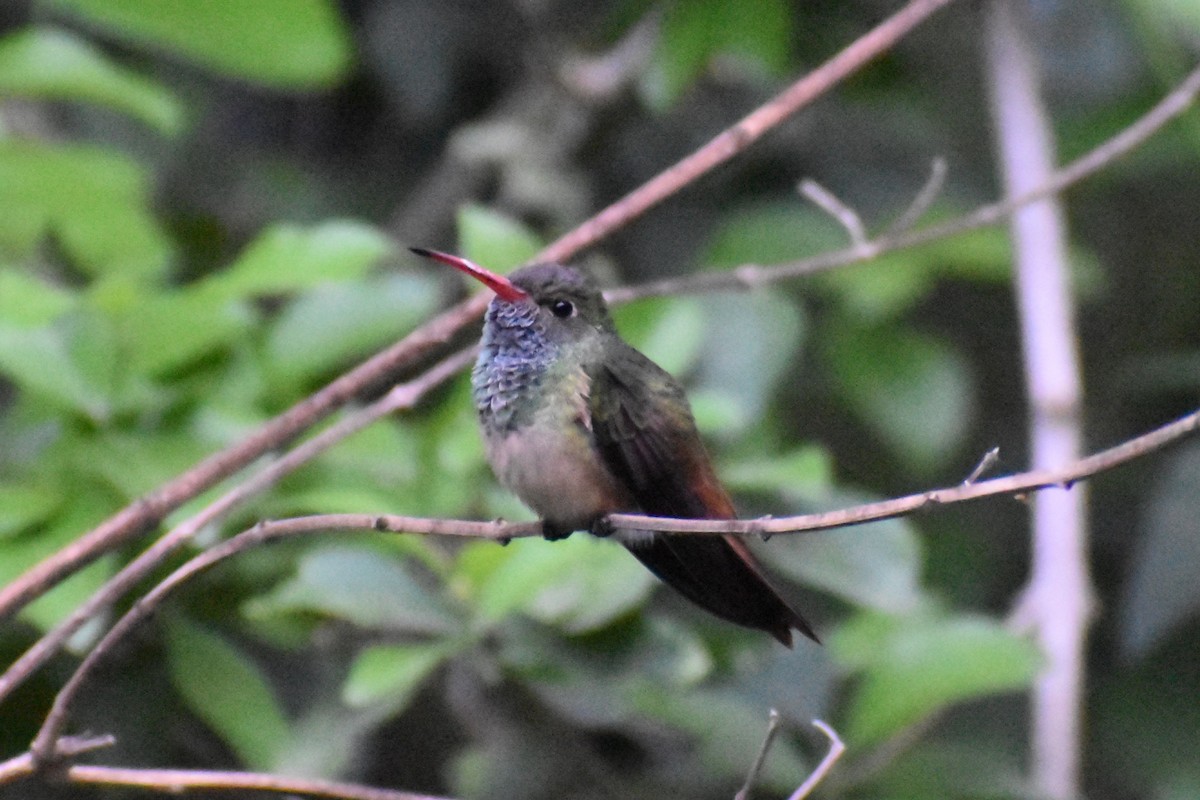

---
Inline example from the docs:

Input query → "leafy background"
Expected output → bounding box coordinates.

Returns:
[1,1,1198,798]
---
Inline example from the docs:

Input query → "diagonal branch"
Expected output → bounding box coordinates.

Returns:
[537,0,957,263]
[606,59,1200,304]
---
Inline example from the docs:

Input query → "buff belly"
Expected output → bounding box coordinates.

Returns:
[486,421,629,532]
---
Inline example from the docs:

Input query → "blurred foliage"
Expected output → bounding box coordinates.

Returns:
[1,1,1199,799]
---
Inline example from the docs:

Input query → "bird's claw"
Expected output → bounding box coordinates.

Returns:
[541,521,575,541]
[590,516,616,538]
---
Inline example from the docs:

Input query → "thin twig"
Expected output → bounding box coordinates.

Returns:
[0,735,113,784]
[735,709,782,800]
[799,179,868,245]
[538,0,957,263]
[787,720,845,800]
[884,156,948,237]
[963,447,1001,485]
[62,765,454,800]
[605,59,1200,305]
[0,0,958,626]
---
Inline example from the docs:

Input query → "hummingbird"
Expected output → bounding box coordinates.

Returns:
[412,248,817,646]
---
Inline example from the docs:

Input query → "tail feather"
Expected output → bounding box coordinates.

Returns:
[624,533,818,646]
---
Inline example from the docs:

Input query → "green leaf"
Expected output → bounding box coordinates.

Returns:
[113,287,253,376]
[202,221,393,300]
[826,325,974,474]
[343,641,451,711]
[611,295,706,376]
[461,536,655,634]
[0,486,118,632]
[0,268,77,327]
[265,273,439,390]
[0,321,111,420]
[165,618,290,770]
[0,141,172,278]
[832,610,1041,745]
[456,204,544,272]
[0,27,184,134]
[243,545,460,635]
[692,290,806,433]
[722,445,832,495]
[43,0,353,89]
[0,482,60,538]
[702,203,846,269]
[643,0,793,109]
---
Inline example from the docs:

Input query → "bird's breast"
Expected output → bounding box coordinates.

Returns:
[482,368,630,532]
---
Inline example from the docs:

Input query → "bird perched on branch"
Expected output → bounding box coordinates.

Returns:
[413,248,817,646]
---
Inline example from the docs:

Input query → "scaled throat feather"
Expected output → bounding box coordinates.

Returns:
[472,301,558,433]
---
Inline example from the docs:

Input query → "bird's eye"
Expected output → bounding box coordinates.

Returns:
[550,299,575,319]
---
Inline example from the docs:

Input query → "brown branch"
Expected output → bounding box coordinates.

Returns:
[0,736,113,784]
[736,709,782,800]
[28,407,1198,758]
[63,764,454,800]
[538,0,957,262]
[0,347,476,707]
[787,721,846,800]
[0,0,958,625]
[605,59,1200,305]
[606,408,1200,535]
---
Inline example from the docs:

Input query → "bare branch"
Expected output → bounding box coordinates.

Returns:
[63,765,454,800]
[736,709,782,800]
[787,721,845,800]
[605,59,1200,305]
[799,179,868,246]
[538,0,957,263]
[0,736,113,785]
[884,156,948,237]
[963,447,1001,485]
[607,408,1199,535]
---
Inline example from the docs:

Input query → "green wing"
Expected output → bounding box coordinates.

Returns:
[587,343,817,646]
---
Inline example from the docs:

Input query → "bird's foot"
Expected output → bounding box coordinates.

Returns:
[590,516,615,538]
[541,520,575,541]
